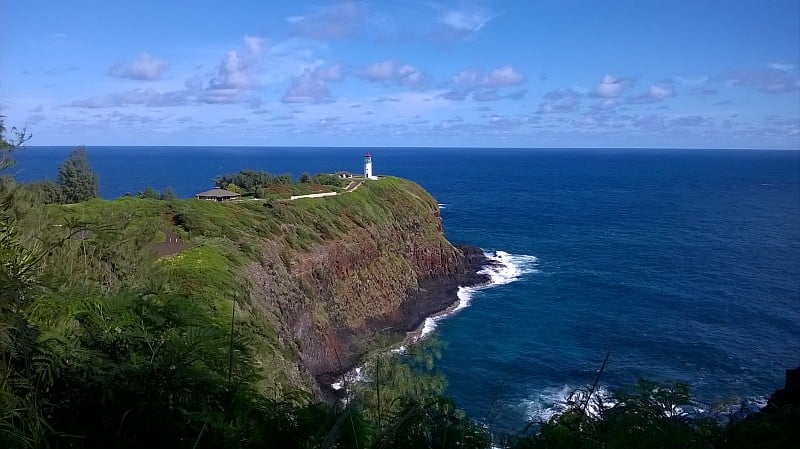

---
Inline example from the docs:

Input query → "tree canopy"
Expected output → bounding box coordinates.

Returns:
[57,146,98,203]
[0,115,32,183]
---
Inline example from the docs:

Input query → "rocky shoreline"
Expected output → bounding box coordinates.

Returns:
[316,244,491,392]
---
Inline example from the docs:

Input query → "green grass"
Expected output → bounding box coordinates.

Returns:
[26,177,450,393]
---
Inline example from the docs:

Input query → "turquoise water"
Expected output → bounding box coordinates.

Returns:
[14,147,800,431]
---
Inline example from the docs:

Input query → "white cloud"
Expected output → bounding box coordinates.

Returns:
[599,98,618,109]
[281,65,342,104]
[243,35,268,56]
[200,49,262,104]
[75,35,273,108]
[313,63,343,81]
[649,84,673,99]
[626,83,674,104]
[537,88,581,113]
[672,115,714,127]
[768,63,794,72]
[358,60,427,87]
[452,70,481,87]
[362,60,395,82]
[485,65,525,87]
[396,64,424,86]
[718,66,800,93]
[199,87,242,104]
[451,66,525,89]
[108,53,169,81]
[443,65,525,101]
[593,74,628,98]
[69,88,189,108]
[212,51,258,90]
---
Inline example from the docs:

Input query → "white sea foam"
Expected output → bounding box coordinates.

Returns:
[522,385,615,423]
[418,316,440,340]
[521,385,768,424]
[478,251,539,285]
[331,366,366,391]
[415,250,538,340]
[438,203,447,209]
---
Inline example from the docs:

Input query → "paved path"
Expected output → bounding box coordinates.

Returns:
[345,180,363,192]
[289,179,364,201]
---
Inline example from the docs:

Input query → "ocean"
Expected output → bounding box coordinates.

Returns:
[12,146,800,432]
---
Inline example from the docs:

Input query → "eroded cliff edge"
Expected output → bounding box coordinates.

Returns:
[171,177,487,393]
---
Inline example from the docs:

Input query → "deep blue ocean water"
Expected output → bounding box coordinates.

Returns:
[13,146,800,431]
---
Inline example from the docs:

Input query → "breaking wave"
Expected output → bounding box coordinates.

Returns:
[417,250,539,340]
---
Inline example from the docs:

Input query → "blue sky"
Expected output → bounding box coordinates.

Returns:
[1,0,798,149]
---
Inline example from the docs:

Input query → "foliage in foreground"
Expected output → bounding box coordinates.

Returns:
[505,379,799,449]
[0,187,491,448]
[0,115,31,174]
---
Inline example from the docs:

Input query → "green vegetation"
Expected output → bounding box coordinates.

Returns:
[300,172,348,187]
[0,188,489,447]
[10,146,99,205]
[214,168,347,199]
[505,379,799,449]
[57,146,99,203]
[0,115,31,175]
[136,186,177,200]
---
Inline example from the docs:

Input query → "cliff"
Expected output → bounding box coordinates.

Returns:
[166,177,486,392]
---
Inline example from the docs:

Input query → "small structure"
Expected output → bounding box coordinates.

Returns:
[337,171,353,179]
[290,192,339,200]
[195,188,240,201]
[364,153,378,180]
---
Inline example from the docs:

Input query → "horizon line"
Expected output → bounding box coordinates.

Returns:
[22,145,800,152]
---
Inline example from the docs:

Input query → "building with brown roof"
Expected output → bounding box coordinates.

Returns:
[195,188,240,201]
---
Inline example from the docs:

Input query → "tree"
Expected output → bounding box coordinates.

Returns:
[160,186,177,201]
[225,182,242,194]
[22,180,64,204]
[137,186,161,199]
[0,115,32,174]
[57,146,98,203]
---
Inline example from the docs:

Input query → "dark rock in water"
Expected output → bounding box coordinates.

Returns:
[393,244,490,334]
[767,366,800,409]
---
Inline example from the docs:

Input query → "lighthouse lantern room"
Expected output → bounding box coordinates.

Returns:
[364,152,377,180]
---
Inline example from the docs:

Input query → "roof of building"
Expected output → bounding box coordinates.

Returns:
[195,188,240,198]
[364,152,371,157]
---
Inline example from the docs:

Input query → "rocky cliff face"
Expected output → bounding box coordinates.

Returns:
[236,178,485,391]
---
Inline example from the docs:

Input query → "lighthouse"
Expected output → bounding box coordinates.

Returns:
[364,152,377,180]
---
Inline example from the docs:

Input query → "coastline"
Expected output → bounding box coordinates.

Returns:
[316,244,492,391]
[395,244,493,337]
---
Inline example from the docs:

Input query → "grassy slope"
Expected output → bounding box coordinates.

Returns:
[26,177,457,393]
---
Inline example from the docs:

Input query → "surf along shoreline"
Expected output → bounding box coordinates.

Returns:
[317,244,508,396]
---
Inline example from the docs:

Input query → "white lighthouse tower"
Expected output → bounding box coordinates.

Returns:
[364,152,377,180]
